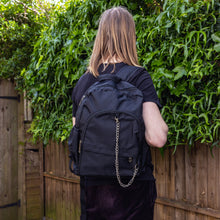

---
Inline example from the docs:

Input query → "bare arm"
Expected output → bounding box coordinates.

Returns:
[72,117,75,126]
[142,102,168,148]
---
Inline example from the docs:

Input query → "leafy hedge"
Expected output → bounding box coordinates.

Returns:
[135,0,220,149]
[0,0,58,85]
[22,0,219,148]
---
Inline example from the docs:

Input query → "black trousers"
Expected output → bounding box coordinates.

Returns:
[80,178,157,220]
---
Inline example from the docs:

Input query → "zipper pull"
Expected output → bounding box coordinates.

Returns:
[78,95,85,107]
[115,113,119,122]
[115,116,119,123]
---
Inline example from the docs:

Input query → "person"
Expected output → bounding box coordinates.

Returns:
[71,6,168,220]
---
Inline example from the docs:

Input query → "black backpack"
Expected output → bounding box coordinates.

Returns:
[69,65,148,187]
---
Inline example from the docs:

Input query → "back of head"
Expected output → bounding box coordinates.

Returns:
[88,7,139,76]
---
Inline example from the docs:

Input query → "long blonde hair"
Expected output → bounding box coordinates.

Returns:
[88,7,139,77]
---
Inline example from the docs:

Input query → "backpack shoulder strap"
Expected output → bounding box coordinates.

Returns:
[116,65,145,82]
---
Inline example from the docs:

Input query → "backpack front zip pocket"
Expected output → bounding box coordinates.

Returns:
[78,111,142,177]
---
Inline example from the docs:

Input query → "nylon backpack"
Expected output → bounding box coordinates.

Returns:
[68,65,148,188]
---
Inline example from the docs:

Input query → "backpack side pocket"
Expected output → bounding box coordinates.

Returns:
[68,126,80,175]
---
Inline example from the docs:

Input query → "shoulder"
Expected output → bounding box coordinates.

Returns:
[72,72,97,103]
[126,66,162,108]
[76,72,96,86]
[136,68,152,82]
[74,72,97,92]
[124,65,152,85]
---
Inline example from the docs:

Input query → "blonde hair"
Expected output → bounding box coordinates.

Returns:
[88,7,139,77]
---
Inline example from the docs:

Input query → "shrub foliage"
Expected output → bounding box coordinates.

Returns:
[0,0,54,84]
[20,0,220,147]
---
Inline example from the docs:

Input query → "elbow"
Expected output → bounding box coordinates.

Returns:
[158,134,168,148]
[145,126,168,148]
[146,135,167,148]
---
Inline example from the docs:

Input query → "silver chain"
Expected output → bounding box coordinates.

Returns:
[115,116,139,188]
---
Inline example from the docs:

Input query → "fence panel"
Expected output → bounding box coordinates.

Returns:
[152,144,220,220]
[44,142,80,220]
[43,142,220,220]
[25,124,43,220]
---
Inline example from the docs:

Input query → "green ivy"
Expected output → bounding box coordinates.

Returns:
[135,0,220,150]
[0,0,58,86]
[21,0,219,148]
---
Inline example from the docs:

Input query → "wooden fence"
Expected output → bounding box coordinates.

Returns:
[43,142,220,220]
[0,79,19,220]
[25,123,43,220]
[0,79,43,220]
[43,141,80,220]
[152,144,220,220]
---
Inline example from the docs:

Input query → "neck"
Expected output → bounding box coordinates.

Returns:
[103,56,122,64]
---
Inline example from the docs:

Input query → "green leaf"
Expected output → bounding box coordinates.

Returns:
[64,70,69,78]
[164,22,173,28]
[199,113,209,125]
[175,19,182,34]
[211,33,220,43]
[35,55,44,70]
[173,66,187,80]
[214,43,220,52]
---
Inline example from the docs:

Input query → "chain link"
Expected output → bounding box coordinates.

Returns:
[115,116,139,188]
